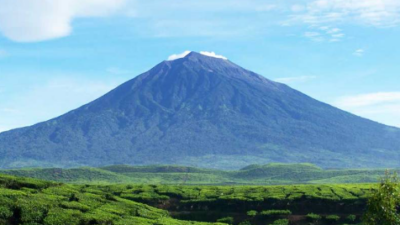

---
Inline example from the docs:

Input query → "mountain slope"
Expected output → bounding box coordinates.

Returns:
[0,52,399,169]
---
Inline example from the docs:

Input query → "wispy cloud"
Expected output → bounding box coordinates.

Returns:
[288,0,400,28]
[304,26,345,42]
[304,32,323,42]
[353,49,365,57]
[167,51,192,61]
[255,4,277,12]
[0,108,21,114]
[336,92,400,108]
[291,4,305,13]
[0,0,125,42]
[123,0,283,38]
[200,51,228,60]
[334,92,400,127]
[275,76,317,84]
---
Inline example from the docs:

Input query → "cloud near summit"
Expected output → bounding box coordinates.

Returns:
[0,0,125,42]
[167,51,228,61]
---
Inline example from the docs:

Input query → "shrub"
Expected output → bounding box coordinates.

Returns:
[260,210,292,216]
[217,217,234,224]
[346,214,357,222]
[0,206,13,219]
[68,193,79,202]
[247,210,257,217]
[325,215,340,223]
[270,219,289,225]
[306,213,321,222]
[44,208,81,225]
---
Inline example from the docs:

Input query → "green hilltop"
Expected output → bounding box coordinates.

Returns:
[0,163,393,185]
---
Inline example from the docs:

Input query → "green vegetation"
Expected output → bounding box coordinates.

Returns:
[0,174,224,225]
[307,213,322,222]
[325,215,340,223]
[217,217,234,224]
[0,170,382,225]
[0,163,395,185]
[269,219,289,225]
[363,171,400,225]
[260,210,291,216]
[246,210,257,217]
[347,214,357,222]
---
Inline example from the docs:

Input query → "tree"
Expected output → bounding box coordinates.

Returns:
[364,171,400,225]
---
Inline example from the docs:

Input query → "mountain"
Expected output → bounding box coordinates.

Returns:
[0,52,399,169]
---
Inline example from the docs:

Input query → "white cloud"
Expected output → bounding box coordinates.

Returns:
[336,92,400,108]
[303,32,324,42]
[291,4,305,12]
[255,4,276,12]
[334,92,400,127]
[167,51,228,61]
[326,27,340,34]
[275,76,317,84]
[0,0,126,42]
[353,49,365,57]
[304,32,320,37]
[200,51,228,60]
[0,108,21,114]
[304,26,345,42]
[289,0,400,27]
[167,51,192,61]
[331,33,345,38]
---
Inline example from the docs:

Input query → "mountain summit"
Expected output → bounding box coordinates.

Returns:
[1,52,399,169]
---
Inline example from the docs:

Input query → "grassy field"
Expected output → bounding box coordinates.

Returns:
[0,172,377,225]
[0,163,393,185]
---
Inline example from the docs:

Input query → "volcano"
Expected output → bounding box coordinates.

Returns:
[1,52,399,169]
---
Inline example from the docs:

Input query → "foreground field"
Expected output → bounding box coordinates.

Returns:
[0,163,393,185]
[0,174,223,225]
[0,173,376,225]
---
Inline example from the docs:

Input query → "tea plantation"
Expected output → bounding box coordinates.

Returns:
[0,174,224,225]
[0,173,375,225]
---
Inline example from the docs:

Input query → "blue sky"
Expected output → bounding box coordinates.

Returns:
[0,0,400,132]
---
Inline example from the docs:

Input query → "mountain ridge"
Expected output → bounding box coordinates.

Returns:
[1,52,399,169]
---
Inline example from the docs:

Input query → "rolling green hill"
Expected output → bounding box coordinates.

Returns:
[0,163,393,185]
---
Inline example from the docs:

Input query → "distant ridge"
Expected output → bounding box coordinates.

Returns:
[0,52,399,169]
